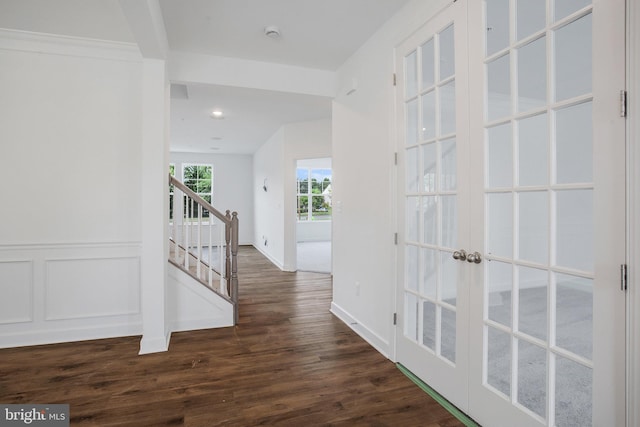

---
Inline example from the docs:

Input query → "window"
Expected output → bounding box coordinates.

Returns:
[296,168,332,221]
[183,164,213,218]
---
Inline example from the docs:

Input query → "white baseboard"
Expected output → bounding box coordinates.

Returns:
[253,245,285,271]
[139,331,171,354]
[171,317,233,333]
[0,322,142,350]
[330,301,391,359]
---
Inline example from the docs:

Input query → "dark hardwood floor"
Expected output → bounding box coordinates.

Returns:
[0,246,463,426]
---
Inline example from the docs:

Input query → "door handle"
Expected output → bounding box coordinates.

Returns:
[466,252,482,264]
[452,249,467,261]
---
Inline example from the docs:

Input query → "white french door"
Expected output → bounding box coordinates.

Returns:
[395,0,626,426]
[395,1,471,411]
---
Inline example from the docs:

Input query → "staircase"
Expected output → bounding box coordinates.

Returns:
[168,174,239,324]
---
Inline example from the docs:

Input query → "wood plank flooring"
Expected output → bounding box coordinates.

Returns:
[0,246,464,426]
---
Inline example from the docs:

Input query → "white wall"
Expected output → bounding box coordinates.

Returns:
[167,264,233,332]
[253,119,331,271]
[330,0,450,357]
[170,152,254,245]
[253,128,286,268]
[0,32,146,347]
[283,120,332,269]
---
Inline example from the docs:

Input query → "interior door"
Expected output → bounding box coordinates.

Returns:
[396,0,626,425]
[395,1,471,412]
[466,0,626,425]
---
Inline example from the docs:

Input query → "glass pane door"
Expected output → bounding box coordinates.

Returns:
[467,0,626,425]
[395,1,471,411]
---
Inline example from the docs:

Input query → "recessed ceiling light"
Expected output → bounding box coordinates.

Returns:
[211,110,224,119]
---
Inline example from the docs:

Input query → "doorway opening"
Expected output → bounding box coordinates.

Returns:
[296,158,332,273]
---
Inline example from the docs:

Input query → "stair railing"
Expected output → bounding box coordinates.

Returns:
[169,174,239,323]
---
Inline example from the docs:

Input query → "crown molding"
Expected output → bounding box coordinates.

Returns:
[0,28,142,62]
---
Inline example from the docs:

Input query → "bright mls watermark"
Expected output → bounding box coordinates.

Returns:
[0,405,69,426]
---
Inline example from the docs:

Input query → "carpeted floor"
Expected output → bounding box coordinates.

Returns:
[296,240,331,273]
[424,284,592,426]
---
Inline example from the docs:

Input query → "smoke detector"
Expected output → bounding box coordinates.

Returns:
[264,26,281,39]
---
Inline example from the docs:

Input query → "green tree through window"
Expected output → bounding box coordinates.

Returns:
[297,168,331,221]
[183,164,213,219]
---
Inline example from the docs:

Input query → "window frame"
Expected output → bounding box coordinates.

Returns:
[296,167,332,222]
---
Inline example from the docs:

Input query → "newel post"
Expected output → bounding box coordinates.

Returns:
[231,211,239,324]
[225,210,232,294]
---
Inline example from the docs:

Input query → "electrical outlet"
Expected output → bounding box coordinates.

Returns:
[355,281,360,296]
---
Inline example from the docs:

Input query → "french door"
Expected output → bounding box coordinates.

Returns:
[395,1,626,426]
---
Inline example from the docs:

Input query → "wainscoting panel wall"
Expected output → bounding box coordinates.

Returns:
[0,243,142,349]
[0,260,33,325]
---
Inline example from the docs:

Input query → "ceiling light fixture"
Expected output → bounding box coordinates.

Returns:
[211,110,224,119]
[264,26,281,39]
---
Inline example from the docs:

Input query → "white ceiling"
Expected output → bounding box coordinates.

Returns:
[0,0,410,154]
[160,0,409,71]
[170,83,332,154]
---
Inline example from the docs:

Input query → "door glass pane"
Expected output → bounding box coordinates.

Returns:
[487,123,512,188]
[555,190,593,272]
[406,244,419,292]
[406,196,420,242]
[517,36,546,113]
[487,261,512,327]
[518,113,548,186]
[487,326,511,397]
[406,146,419,193]
[517,340,547,418]
[423,196,437,244]
[516,0,546,40]
[517,266,548,341]
[486,0,510,56]
[555,0,591,22]
[406,99,419,145]
[555,102,593,184]
[487,192,513,258]
[423,300,436,350]
[555,273,592,360]
[441,195,457,249]
[440,80,456,135]
[405,50,418,98]
[423,142,437,192]
[518,191,548,264]
[421,91,436,140]
[441,307,456,363]
[555,356,592,427]
[439,24,455,80]
[487,54,511,121]
[554,14,592,101]
[441,251,457,306]
[440,138,457,191]
[405,292,419,341]
[421,39,435,89]
[422,248,437,298]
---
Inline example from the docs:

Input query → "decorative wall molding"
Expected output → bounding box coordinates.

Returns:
[0,242,142,349]
[0,28,142,62]
[0,260,33,324]
[44,256,141,321]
